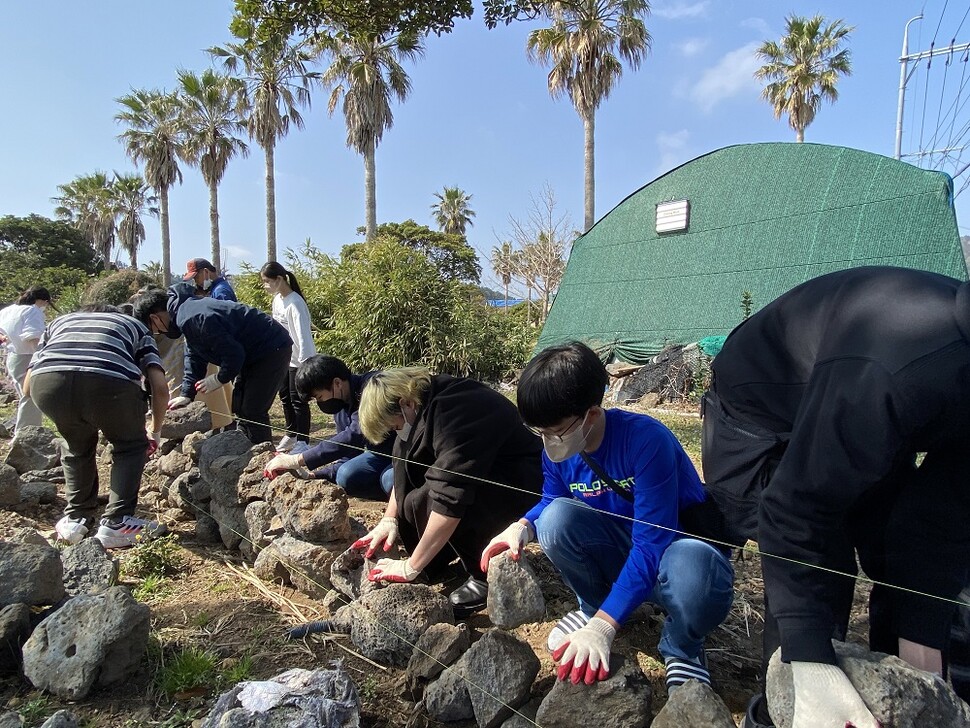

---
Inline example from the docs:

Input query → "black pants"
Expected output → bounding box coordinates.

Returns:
[279,366,310,442]
[232,345,291,445]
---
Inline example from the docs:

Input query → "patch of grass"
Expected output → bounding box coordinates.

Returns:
[358,675,379,702]
[210,581,233,594]
[122,534,183,579]
[18,694,52,725]
[220,654,254,686]
[154,646,219,698]
[652,410,702,462]
[132,574,171,603]
[189,610,211,628]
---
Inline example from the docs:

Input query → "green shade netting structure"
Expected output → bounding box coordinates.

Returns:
[536,143,967,364]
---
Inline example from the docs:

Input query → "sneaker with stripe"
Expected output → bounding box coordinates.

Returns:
[664,654,711,691]
[546,609,591,652]
[95,515,168,549]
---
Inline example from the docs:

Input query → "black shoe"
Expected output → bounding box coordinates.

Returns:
[449,577,488,619]
[741,694,774,728]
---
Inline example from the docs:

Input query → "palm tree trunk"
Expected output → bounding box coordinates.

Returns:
[159,186,171,286]
[265,141,277,262]
[209,176,221,271]
[503,279,509,315]
[796,127,804,143]
[131,243,138,271]
[364,138,377,241]
[584,112,595,233]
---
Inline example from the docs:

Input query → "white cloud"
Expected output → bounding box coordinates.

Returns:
[653,1,710,20]
[740,17,772,37]
[689,41,762,113]
[676,37,709,57]
[656,129,691,174]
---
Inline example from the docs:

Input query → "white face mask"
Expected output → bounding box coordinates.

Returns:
[201,275,212,291]
[542,411,591,463]
[396,404,417,442]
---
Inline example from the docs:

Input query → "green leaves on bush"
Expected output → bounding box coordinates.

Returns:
[81,268,157,307]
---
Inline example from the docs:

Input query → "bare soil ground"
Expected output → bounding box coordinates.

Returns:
[0,399,874,728]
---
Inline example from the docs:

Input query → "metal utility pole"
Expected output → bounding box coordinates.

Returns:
[895,14,970,160]
[895,14,922,160]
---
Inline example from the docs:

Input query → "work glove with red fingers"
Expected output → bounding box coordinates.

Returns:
[167,396,192,410]
[792,662,880,728]
[147,430,162,457]
[367,557,419,583]
[195,373,224,394]
[263,452,302,479]
[351,517,399,558]
[551,617,616,685]
[479,521,532,572]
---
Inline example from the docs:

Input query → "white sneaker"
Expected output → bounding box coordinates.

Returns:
[277,435,298,452]
[55,516,90,545]
[95,515,168,549]
[547,609,591,652]
[289,441,310,456]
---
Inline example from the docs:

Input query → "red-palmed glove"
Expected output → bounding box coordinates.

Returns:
[479,521,531,572]
[167,396,191,410]
[195,373,223,394]
[367,557,419,583]
[551,617,616,685]
[263,452,302,479]
[146,429,162,457]
[792,662,880,728]
[351,517,399,558]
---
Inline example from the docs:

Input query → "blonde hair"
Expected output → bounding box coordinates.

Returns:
[359,367,433,443]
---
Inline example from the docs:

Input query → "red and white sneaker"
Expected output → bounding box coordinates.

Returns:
[94,515,168,549]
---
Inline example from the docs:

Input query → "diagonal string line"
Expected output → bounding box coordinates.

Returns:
[194,405,970,613]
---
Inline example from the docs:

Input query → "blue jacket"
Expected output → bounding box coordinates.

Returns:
[209,276,237,302]
[302,371,394,480]
[524,408,705,624]
[176,297,291,398]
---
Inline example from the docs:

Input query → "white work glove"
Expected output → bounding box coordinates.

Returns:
[479,521,532,572]
[551,616,616,685]
[367,557,420,583]
[792,661,879,728]
[351,517,399,558]
[195,373,224,394]
[167,396,192,410]
[263,452,302,479]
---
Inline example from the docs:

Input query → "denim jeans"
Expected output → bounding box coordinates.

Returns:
[335,450,393,498]
[535,497,735,661]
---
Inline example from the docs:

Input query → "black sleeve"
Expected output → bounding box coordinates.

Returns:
[760,359,912,665]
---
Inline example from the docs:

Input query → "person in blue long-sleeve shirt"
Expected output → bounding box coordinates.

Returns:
[482,341,733,689]
[133,284,291,444]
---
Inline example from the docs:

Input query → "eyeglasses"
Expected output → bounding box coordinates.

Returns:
[526,415,582,443]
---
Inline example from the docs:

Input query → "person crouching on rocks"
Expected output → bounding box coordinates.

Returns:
[481,341,734,688]
[353,367,543,619]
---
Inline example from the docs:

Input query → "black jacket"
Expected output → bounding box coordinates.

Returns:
[710,266,970,664]
[394,375,543,522]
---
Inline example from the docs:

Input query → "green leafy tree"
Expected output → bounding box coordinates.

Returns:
[52,171,117,266]
[322,30,424,240]
[208,33,320,262]
[176,69,249,269]
[528,0,650,232]
[361,219,480,282]
[81,268,156,306]
[755,14,854,142]
[115,89,184,285]
[112,173,158,270]
[230,1,546,44]
[0,214,97,272]
[431,186,475,236]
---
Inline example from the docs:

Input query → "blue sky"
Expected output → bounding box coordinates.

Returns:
[1,0,968,293]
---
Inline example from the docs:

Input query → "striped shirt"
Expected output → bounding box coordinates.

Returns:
[30,312,162,383]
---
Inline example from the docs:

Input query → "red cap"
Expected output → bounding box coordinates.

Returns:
[183,258,216,280]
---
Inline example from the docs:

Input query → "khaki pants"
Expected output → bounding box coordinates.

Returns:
[154,335,233,429]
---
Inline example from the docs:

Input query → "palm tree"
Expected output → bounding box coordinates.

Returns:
[52,172,117,267]
[115,89,183,285]
[528,0,650,232]
[208,35,320,262]
[322,30,424,241]
[755,14,854,142]
[431,186,476,236]
[176,69,248,269]
[490,241,515,313]
[112,173,158,270]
